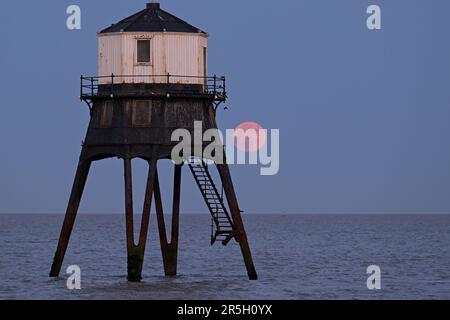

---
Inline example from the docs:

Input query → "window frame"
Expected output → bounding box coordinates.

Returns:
[136,39,151,65]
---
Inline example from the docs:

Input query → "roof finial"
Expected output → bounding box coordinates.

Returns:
[147,2,160,10]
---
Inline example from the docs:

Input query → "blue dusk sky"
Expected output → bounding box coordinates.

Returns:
[1,0,450,214]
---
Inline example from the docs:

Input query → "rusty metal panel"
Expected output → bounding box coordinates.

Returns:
[84,96,212,148]
[132,100,153,127]
[99,101,114,128]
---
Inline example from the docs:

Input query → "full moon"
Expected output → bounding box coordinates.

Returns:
[233,121,267,153]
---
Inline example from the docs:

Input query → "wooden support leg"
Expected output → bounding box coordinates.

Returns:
[169,164,182,275]
[124,158,157,282]
[154,164,182,276]
[50,159,92,277]
[216,163,258,280]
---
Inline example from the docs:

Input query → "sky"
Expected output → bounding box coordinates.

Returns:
[1,0,450,214]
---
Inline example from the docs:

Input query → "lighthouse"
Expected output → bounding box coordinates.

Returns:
[50,2,257,282]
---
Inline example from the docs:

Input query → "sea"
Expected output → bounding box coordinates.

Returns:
[0,214,449,300]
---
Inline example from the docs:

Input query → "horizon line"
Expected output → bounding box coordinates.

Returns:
[1,212,450,215]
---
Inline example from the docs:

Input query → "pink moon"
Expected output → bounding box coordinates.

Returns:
[233,121,267,153]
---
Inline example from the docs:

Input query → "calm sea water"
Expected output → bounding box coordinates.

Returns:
[0,214,449,300]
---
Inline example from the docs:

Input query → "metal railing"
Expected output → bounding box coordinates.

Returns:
[80,74,226,100]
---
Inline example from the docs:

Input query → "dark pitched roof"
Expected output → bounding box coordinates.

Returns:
[99,3,206,34]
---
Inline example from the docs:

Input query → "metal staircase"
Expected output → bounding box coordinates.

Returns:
[188,158,236,246]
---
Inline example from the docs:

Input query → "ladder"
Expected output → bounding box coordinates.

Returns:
[188,158,236,246]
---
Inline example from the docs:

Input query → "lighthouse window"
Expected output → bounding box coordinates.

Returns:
[132,100,152,127]
[137,40,151,64]
[99,101,114,128]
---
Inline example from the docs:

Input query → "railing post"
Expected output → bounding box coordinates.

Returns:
[223,77,226,97]
[166,73,171,96]
[90,78,94,97]
[111,73,115,97]
[213,74,217,94]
